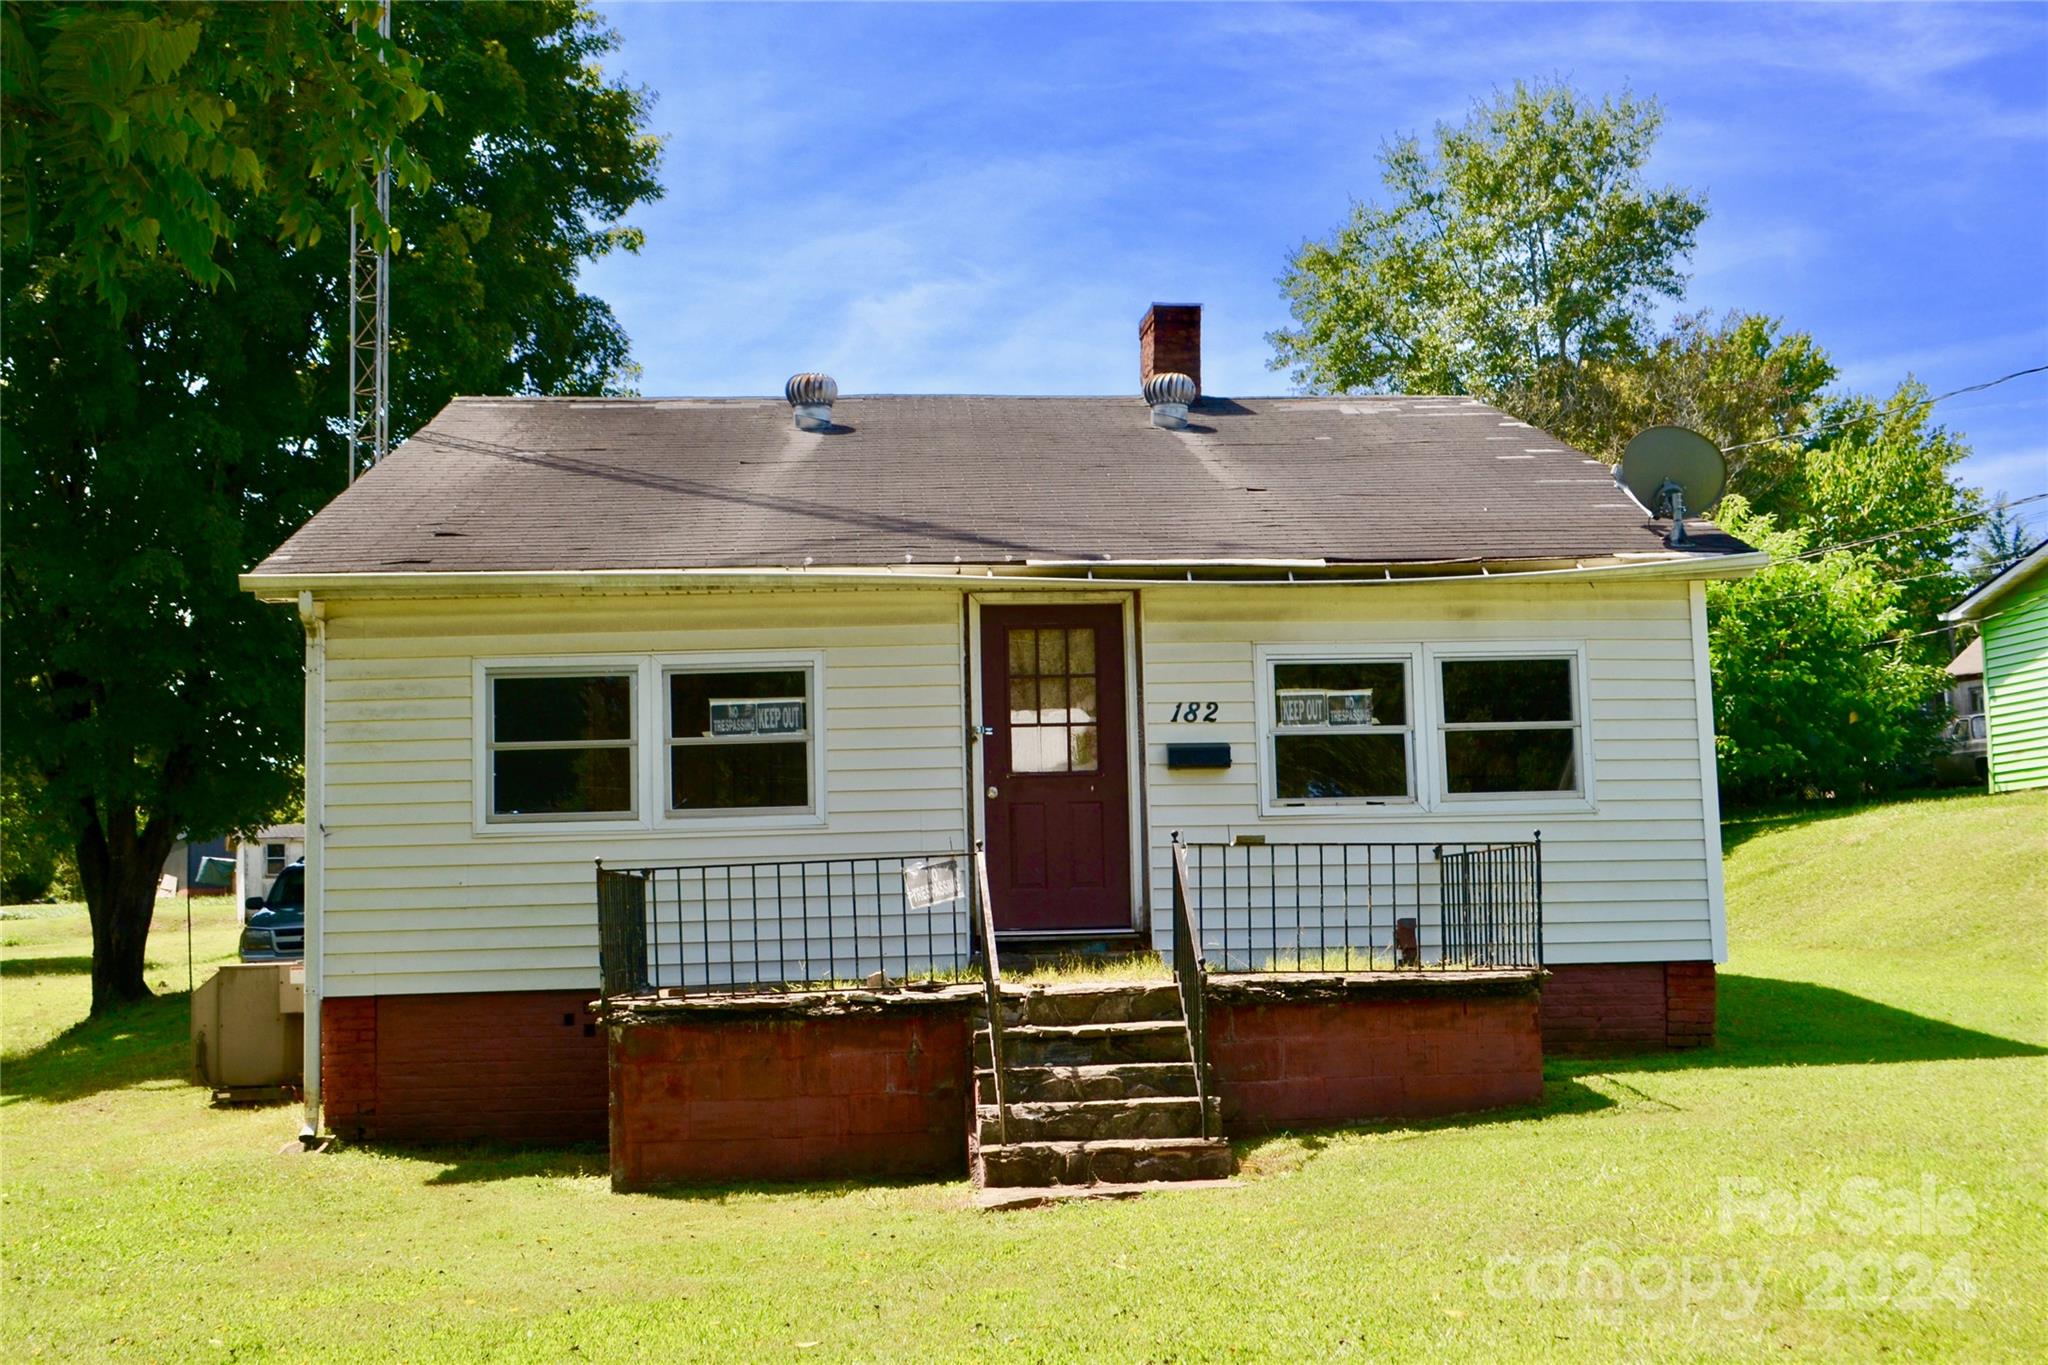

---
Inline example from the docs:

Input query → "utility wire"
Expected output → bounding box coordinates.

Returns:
[1764,491,2048,566]
[1721,363,2048,453]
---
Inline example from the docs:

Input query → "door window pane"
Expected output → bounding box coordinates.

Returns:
[1005,625,1103,776]
[1013,727,1067,773]
[1070,726,1099,772]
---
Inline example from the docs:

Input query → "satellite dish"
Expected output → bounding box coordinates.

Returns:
[1619,426,1727,548]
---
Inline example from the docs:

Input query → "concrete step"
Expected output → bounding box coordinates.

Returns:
[982,1062,1202,1103]
[975,1096,1216,1145]
[977,1136,1235,1188]
[975,1020,1191,1068]
[994,983,1182,1028]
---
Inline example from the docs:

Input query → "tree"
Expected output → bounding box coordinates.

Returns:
[1705,498,1947,802]
[1,1,430,312]
[1785,383,1981,650]
[1269,81,1707,401]
[1501,310,1836,508]
[1966,495,2037,583]
[3,1,662,1012]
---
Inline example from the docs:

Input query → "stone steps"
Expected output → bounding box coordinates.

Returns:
[974,1095,1216,1145]
[975,1020,1191,1068]
[996,983,1181,1028]
[978,1136,1235,1188]
[971,984,1232,1194]
[982,1061,1201,1102]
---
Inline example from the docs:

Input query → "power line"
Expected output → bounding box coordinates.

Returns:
[1768,491,2048,566]
[1721,363,2048,453]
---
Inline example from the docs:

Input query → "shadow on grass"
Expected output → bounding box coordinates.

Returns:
[0,954,94,977]
[418,1144,610,1185]
[1,989,193,1105]
[1552,973,2046,1078]
[1231,1074,1620,1167]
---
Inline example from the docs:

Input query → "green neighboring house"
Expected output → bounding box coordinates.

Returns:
[1943,543,2048,793]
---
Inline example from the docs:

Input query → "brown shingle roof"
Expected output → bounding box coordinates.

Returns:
[250,394,1750,575]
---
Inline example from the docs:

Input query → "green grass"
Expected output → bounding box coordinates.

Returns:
[4,792,2044,1361]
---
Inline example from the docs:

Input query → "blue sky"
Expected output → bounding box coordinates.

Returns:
[579,1,2048,509]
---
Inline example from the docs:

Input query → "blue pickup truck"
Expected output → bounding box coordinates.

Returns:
[239,860,306,962]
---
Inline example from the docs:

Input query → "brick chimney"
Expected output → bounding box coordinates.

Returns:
[1139,303,1201,398]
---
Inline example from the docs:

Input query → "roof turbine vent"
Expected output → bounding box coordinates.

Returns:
[1144,371,1198,430]
[785,372,838,432]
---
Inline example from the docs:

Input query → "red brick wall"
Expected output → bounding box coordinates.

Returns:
[1540,962,1718,1054]
[1208,991,1544,1132]
[609,1010,971,1191]
[319,991,606,1143]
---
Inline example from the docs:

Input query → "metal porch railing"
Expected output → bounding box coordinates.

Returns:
[595,851,981,998]
[1174,834,1543,974]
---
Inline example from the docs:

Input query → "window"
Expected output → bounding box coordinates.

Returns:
[1006,626,1100,773]
[667,666,815,815]
[486,671,636,820]
[1265,657,1414,804]
[263,842,287,877]
[1437,656,1581,796]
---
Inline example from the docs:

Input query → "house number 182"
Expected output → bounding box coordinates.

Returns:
[1169,702,1220,723]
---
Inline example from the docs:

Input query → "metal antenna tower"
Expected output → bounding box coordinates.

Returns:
[346,1,393,485]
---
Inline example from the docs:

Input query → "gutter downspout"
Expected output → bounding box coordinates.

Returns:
[298,591,326,1144]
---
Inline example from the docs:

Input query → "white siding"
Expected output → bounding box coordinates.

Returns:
[318,589,970,996]
[313,573,1729,997]
[1136,579,1722,964]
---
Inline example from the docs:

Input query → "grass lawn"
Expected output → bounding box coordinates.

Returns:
[3,790,2043,1360]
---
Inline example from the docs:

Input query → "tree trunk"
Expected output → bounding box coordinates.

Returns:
[75,803,179,1015]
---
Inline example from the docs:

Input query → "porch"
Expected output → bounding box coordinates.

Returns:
[593,836,1546,1194]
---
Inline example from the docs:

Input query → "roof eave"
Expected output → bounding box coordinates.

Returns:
[240,551,1769,604]
[1942,543,2048,622]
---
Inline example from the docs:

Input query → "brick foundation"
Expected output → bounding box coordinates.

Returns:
[319,990,607,1143]
[1207,981,1544,1132]
[1539,962,1718,1054]
[609,1008,972,1191]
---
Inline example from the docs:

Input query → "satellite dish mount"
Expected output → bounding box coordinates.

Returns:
[1618,427,1728,551]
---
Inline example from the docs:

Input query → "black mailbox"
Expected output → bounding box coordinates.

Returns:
[1166,742,1232,770]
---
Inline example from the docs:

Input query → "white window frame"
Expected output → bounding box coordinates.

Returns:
[1426,642,1594,811]
[660,651,826,827]
[263,842,288,877]
[1255,645,1423,816]
[472,652,831,836]
[478,660,643,828]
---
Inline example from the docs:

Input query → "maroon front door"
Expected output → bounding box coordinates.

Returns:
[981,604,1132,933]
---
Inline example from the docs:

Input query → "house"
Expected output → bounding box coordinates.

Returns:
[1937,637,1988,785]
[232,823,307,917]
[1943,542,2048,793]
[242,305,1762,1176]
